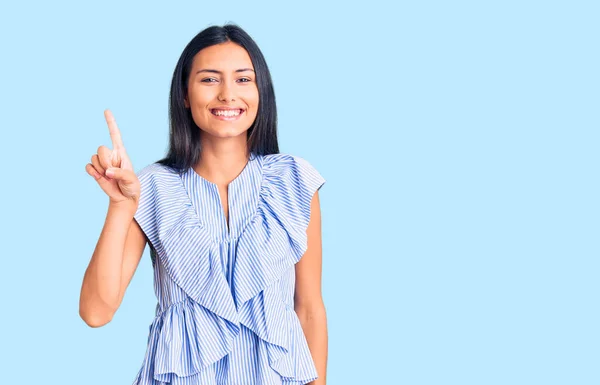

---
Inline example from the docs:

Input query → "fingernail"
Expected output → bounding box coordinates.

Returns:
[106,169,115,177]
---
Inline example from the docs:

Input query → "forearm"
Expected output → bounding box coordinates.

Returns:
[80,203,134,326]
[296,304,328,385]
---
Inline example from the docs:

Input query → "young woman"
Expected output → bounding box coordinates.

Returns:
[80,24,328,385]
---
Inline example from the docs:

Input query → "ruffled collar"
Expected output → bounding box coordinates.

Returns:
[185,151,260,188]
[179,152,263,242]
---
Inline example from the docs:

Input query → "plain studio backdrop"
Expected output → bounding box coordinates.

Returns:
[0,1,598,384]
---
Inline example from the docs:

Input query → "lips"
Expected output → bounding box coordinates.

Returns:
[210,108,245,121]
[210,108,245,115]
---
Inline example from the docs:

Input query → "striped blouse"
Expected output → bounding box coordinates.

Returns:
[131,152,326,385]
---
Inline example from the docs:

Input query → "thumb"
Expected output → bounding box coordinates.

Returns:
[105,167,134,182]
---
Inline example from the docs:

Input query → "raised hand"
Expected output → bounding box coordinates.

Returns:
[86,109,140,210]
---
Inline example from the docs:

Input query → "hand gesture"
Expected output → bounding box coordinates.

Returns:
[86,109,140,210]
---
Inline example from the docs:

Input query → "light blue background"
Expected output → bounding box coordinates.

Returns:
[0,1,598,384]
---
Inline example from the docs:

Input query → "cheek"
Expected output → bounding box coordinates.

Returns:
[241,86,259,103]
[187,85,212,105]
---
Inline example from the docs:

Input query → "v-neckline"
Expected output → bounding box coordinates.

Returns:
[190,152,257,189]
[185,152,258,240]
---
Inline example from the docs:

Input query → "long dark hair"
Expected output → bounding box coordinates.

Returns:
[156,24,279,173]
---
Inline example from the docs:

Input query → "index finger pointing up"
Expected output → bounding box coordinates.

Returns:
[104,109,124,150]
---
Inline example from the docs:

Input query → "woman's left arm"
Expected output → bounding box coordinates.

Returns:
[295,190,328,385]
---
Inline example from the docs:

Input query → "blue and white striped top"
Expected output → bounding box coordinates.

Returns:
[131,152,326,385]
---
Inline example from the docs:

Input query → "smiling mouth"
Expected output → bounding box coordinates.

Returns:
[210,108,245,117]
[210,108,245,121]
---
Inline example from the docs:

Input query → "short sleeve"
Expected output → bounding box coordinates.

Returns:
[292,155,326,196]
[133,163,160,250]
[261,154,326,234]
[294,156,325,190]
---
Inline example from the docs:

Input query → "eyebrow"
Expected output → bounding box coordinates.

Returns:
[195,68,255,75]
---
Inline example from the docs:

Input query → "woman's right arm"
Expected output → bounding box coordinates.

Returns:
[79,109,144,327]
[79,204,146,327]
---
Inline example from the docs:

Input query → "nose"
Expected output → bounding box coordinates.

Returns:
[218,81,236,102]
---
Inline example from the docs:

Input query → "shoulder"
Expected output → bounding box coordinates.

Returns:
[135,162,181,190]
[136,162,174,180]
[262,153,323,179]
[133,162,188,242]
[261,152,326,197]
[258,153,325,234]
[134,162,183,206]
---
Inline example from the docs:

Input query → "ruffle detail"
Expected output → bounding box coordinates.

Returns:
[132,154,325,384]
[135,164,240,325]
[232,154,325,378]
[132,297,240,384]
[160,206,239,325]
[132,300,317,384]
[233,153,326,307]
[240,290,320,381]
[134,164,191,253]
[134,164,243,381]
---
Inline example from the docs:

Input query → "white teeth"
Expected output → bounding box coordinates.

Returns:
[213,109,241,117]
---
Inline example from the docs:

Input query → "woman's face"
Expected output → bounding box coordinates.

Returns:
[184,42,259,139]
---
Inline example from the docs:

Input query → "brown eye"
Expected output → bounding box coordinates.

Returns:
[201,78,217,83]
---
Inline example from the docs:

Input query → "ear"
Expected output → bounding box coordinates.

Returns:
[184,96,189,108]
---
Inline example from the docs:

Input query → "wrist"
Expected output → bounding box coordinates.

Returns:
[108,200,137,218]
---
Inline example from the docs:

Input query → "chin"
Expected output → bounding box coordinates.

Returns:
[203,126,250,138]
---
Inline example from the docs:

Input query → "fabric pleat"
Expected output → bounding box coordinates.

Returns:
[131,153,325,385]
